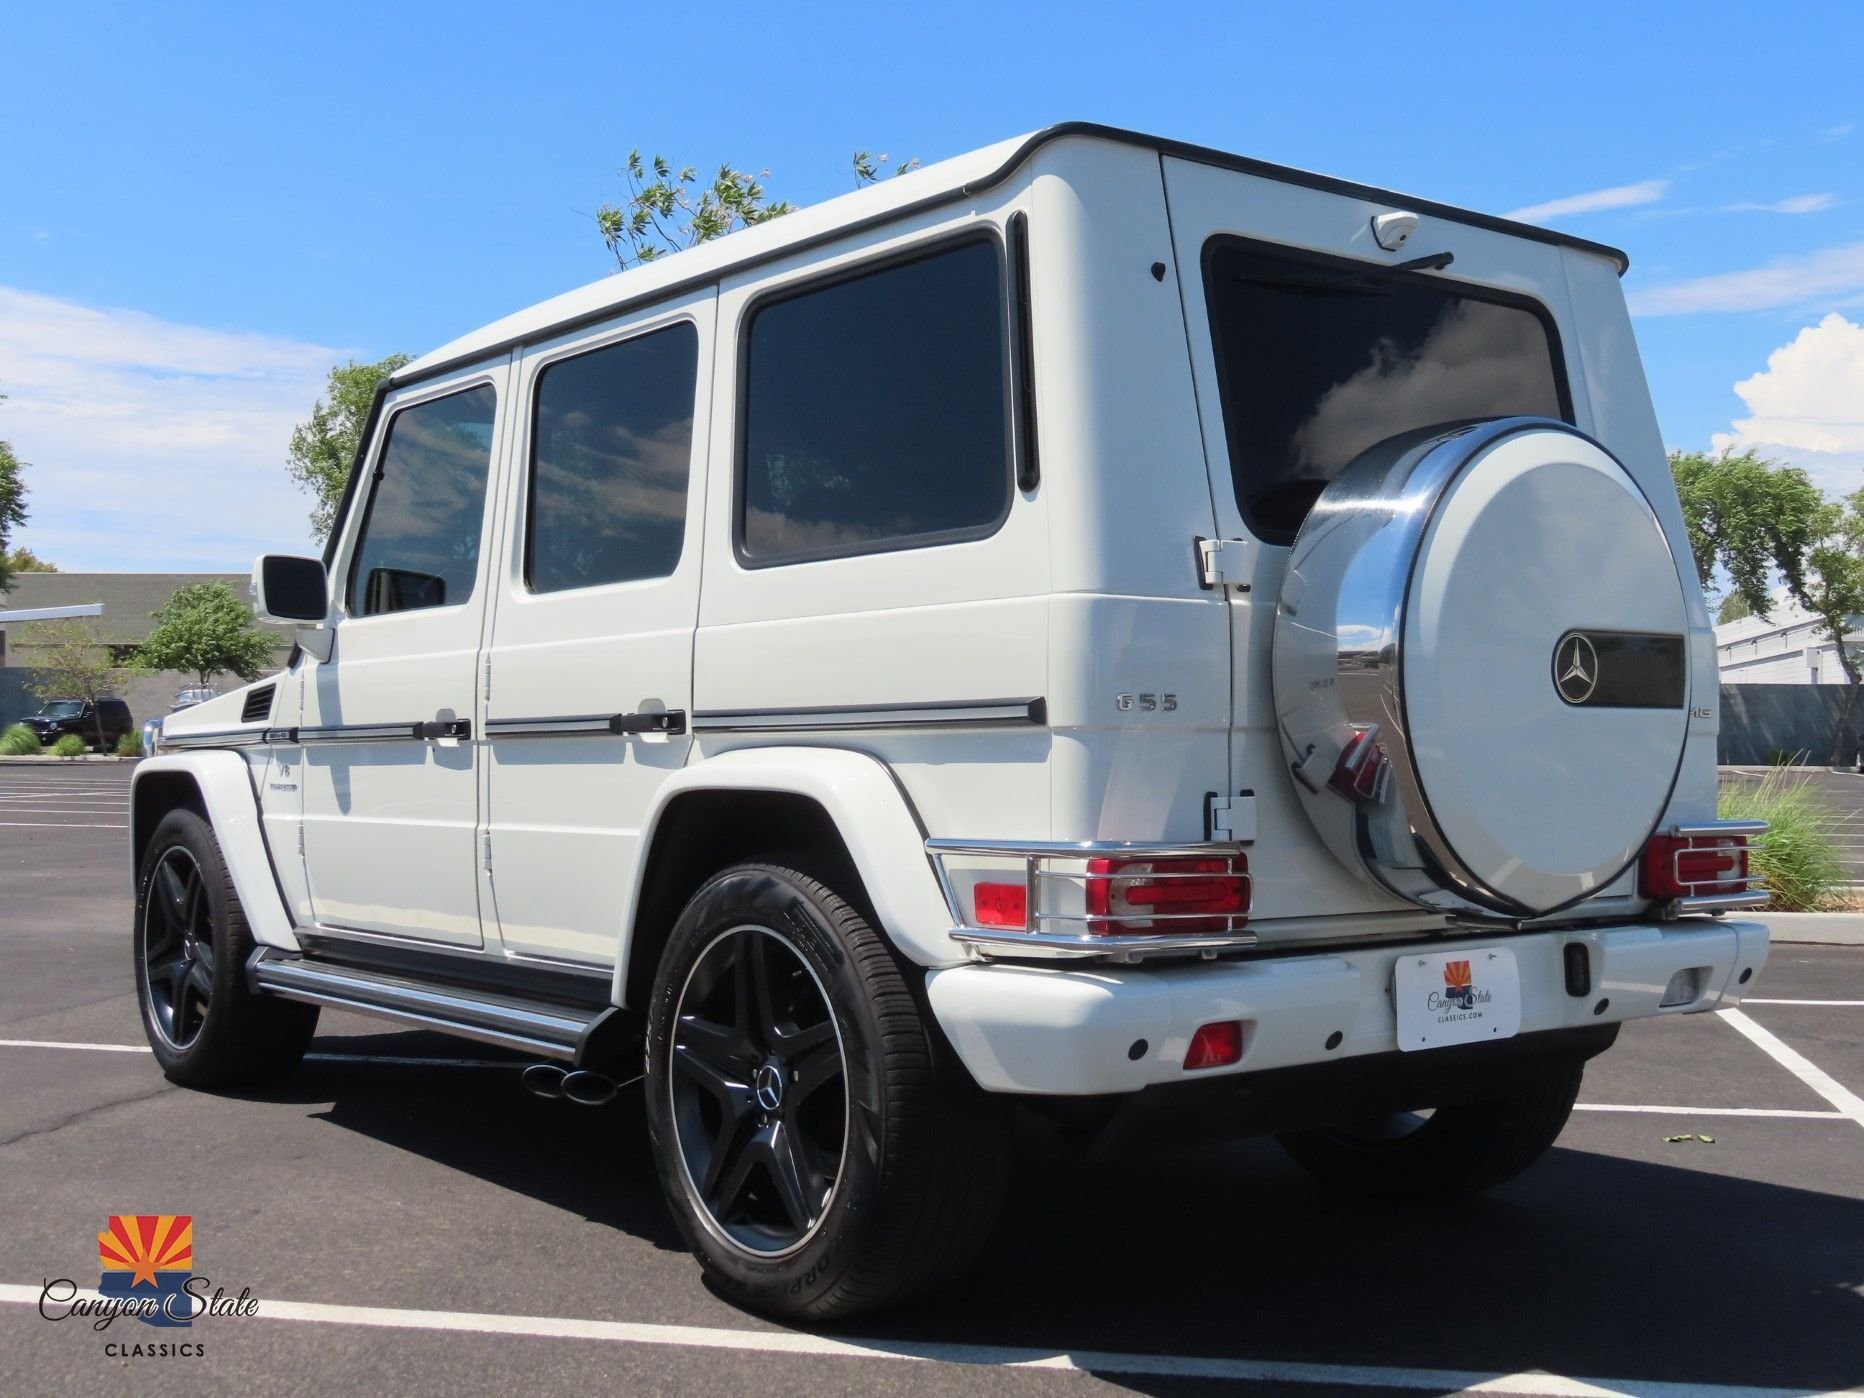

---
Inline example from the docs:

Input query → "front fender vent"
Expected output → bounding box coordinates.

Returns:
[241,685,276,724]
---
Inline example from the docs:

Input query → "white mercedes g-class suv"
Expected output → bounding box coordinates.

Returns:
[132,123,1769,1320]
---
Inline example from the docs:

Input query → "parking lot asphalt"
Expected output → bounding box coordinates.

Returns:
[2,762,1861,1397]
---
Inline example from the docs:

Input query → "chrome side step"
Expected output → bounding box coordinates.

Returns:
[250,949,601,1061]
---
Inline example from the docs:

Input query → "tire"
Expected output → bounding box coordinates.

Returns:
[133,808,319,1088]
[1276,1057,1585,1200]
[644,861,1008,1321]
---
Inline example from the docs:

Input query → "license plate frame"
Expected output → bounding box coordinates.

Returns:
[1393,947,1523,1052]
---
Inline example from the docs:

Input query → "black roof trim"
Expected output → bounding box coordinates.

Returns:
[387,121,1629,396]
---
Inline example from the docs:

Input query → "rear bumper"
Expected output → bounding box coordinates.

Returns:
[926,917,1769,1096]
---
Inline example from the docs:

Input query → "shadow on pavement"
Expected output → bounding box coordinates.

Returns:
[250,1029,1862,1393]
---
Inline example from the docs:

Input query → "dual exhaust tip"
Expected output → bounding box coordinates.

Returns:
[521,1063,621,1107]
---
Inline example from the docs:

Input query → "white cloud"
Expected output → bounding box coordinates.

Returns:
[0,287,349,571]
[1724,193,1839,214]
[1505,179,1668,224]
[1628,241,1864,316]
[1710,312,1864,499]
[1822,123,1855,139]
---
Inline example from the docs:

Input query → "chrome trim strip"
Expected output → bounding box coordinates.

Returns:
[1666,820,1768,838]
[926,837,1229,858]
[157,729,269,751]
[1670,891,1771,915]
[948,927,1258,961]
[484,710,687,739]
[695,698,1044,733]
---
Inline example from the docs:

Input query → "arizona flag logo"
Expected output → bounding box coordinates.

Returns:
[98,1215,194,1328]
[1442,960,1476,1010]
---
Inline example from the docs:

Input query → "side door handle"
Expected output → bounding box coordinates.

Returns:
[414,718,473,741]
[608,710,687,736]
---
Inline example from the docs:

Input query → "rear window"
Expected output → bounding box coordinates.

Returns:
[1203,239,1569,545]
[738,237,1011,565]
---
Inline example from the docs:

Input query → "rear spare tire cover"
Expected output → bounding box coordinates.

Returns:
[1272,417,1690,919]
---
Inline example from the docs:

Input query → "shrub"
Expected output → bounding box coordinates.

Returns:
[116,730,144,757]
[50,732,87,759]
[1719,768,1849,911]
[0,723,41,756]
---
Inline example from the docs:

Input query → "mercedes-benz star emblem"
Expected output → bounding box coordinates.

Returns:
[1554,632,1599,704]
[753,1062,785,1113]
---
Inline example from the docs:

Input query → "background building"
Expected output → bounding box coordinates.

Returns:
[0,572,291,729]
[1716,600,1863,685]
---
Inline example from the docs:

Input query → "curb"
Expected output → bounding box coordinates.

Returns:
[1749,912,1864,947]
[0,756,140,766]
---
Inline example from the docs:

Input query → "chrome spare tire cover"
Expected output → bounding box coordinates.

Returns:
[1271,417,1691,919]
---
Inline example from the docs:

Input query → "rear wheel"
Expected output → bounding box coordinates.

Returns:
[1276,1057,1584,1199]
[644,861,1007,1320]
[133,808,318,1087]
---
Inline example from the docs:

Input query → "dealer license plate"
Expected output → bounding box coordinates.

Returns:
[1393,947,1523,1052]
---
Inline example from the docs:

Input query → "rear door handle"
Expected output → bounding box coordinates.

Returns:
[608,710,687,736]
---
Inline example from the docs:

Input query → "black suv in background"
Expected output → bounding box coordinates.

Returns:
[21,698,134,751]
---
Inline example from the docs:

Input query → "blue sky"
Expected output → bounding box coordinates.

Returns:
[2,0,1860,569]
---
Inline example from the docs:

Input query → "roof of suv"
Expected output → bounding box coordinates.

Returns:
[395,122,1630,391]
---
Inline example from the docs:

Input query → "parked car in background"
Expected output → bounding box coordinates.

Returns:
[141,688,219,757]
[23,698,133,752]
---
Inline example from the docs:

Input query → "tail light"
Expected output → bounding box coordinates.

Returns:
[1328,724,1390,804]
[1085,855,1250,933]
[1639,832,1751,901]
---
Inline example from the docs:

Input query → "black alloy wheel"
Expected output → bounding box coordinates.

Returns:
[139,846,216,1051]
[668,924,849,1257]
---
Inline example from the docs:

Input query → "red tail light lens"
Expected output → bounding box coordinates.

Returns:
[1184,1020,1244,1070]
[1639,834,1750,900]
[1085,855,1250,934]
[972,881,1028,930]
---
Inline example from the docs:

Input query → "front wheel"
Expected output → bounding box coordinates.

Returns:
[1276,1057,1585,1200]
[644,861,1008,1321]
[133,808,319,1087]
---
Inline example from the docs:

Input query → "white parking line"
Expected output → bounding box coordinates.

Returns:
[0,821,126,829]
[0,1284,1836,1397]
[0,1038,514,1069]
[1741,999,1864,1007]
[1572,1104,1845,1120]
[1718,1008,1864,1131]
[0,808,132,816]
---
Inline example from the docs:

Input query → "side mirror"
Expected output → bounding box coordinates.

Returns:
[251,554,329,626]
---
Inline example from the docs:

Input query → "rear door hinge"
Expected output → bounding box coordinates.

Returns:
[296,823,306,857]
[1196,536,1253,591]
[1206,790,1257,843]
[483,657,493,703]
[482,833,493,873]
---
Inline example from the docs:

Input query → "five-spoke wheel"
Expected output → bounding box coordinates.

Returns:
[669,925,848,1256]
[139,846,216,1051]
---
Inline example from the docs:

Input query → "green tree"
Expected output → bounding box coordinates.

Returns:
[594,145,917,270]
[596,150,796,269]
[0,438,29,592]
[26,618,122,749]
[287,354,412,542]
[1673,450,1864,764]
[1716,591,1754,625]
[4,544,56,574]
[134,582,278,688]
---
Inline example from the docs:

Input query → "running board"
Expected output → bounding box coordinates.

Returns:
[250,949,603,1062]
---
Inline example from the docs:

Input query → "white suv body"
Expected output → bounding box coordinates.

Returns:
[131,125,1768,1318]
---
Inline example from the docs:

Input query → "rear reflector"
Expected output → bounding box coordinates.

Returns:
[972,881,1028,930]
[1085,855,1250,934]
[1639,833,1750,901]
[1184,1020,1244,1070]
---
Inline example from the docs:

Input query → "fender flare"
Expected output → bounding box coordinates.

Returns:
[131,752,300,952]
[616,746,960,1003]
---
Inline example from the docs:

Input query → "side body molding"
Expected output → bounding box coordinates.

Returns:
[617,746,960,1003]
[131,752,300,953]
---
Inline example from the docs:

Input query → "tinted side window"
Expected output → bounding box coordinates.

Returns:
[1203,240,1569,545]
[740,238,1010,564]
[527,322,699,593]
[349,385,498,616]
